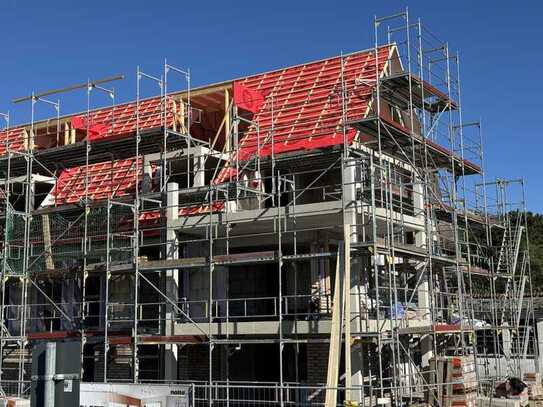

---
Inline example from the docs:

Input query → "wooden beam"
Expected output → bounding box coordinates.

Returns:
[325,245,343,407]
[184,83,231,99]
[224,89,230,153]
[208,99,232,154]
[63,122,70,146]
[179,100,187,134]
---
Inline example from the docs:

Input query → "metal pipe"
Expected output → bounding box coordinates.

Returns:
[44,342,56,407]
[12,75,124,103]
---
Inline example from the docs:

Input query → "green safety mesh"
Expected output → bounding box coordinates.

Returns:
[1,202,137,275]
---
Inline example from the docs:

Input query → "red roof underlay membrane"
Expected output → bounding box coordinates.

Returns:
[38,46,480,213]
[52,158,144,205]
[0,96,176,156]
[71,115,112,141]
[233,82,266,113]
[214,45,392,184]
[77,96,177,142]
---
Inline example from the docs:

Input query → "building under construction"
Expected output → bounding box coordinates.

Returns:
[0,10,539,407]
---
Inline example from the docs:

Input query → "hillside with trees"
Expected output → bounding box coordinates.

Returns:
[526,212,543,291]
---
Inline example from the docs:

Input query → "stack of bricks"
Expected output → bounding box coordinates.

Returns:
[429,355,477,407]
[524,372,543,404]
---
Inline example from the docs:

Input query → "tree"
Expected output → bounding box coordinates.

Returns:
[525,212,543,291]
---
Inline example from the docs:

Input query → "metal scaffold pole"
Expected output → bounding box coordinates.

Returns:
[0,111,9,396]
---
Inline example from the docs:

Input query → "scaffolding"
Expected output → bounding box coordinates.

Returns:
[0,8,538,406]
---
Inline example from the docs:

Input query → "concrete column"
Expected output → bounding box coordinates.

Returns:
[413,178,434,369]
[418,277,433,368]
[342,158,358,246]
[412,179,426,249]
[342,157,364,402]
[142,155,153,193]
[503,322,511,360]
[193,146,205,187]
[164,182,179,381]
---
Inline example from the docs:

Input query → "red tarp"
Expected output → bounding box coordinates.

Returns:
[233,82,265,113]
[71,115,111,141]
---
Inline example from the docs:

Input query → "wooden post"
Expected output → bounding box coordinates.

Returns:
[63,122,70,146]
[224,89,231,154]
[325,245,343,407]
[179,100,186,134]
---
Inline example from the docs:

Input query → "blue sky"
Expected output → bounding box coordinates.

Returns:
[1,1,542,211]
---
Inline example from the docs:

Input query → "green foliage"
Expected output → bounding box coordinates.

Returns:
[525,212,543,290]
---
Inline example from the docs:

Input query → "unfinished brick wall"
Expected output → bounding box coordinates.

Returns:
[178,344,221,381]
[93,345,133,382]
[306,342,329,385]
